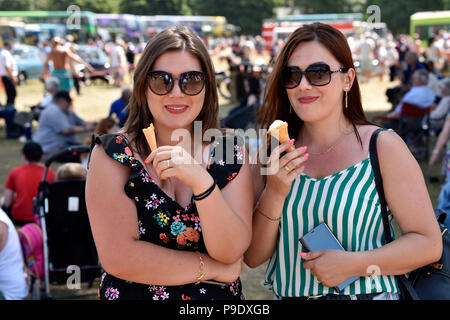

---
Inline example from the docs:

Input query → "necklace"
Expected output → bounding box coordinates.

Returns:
[302,126,353,156]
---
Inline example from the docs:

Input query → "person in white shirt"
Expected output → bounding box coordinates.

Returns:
[430,77,450,132]
[109,35,127,88]
[31,77,60,121]
[387,69,436,119]
[357,34,375,82]
[375,39,388,81]
[0,208,28,300]
[0,41,18,106]
[385,41,399,82]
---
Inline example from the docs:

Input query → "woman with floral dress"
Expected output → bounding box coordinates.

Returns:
[86,26,253,300]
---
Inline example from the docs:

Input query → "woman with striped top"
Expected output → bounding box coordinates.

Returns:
[244,23,442,300]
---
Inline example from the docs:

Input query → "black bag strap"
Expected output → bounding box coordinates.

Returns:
[369,129,393,243]
[369,128,420,300]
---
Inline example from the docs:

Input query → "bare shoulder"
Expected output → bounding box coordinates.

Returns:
[357,124,383,141]
[371,128,421,178]
[0,221,8,234]
[355,125,405,151]
[0,221,8,252]
[374,128,409,155]
[88,142,131,181]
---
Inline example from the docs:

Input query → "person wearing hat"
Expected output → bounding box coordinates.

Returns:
[32,90,97,162]
[41,37,94,94]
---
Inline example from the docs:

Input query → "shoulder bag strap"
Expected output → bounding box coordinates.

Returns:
[369,129,393,243]
[369,128,420,300]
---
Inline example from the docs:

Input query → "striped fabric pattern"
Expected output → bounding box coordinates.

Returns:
[264,155,400,297]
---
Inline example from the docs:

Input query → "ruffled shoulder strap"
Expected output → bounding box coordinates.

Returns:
[207,133,245,190]
[88,133,142,170]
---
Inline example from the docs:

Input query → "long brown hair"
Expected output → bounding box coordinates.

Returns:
[123,25,219,158]
[258,22,373,145]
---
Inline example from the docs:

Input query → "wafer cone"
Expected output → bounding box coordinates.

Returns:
[143,123,157,152]
[267,120,294,152]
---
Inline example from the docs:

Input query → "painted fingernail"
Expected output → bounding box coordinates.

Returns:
[300,165,305,170]
[303,153,309,160]
[289,139,295,144]
[299,252,307,258]
[144,156,151,164]
[300,146,307,152]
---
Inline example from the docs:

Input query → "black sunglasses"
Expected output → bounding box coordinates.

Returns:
[147,70,206,96]
[281,63,350,88]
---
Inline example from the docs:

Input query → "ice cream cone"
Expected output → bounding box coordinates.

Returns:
[268,120,294,152]
[143,123,157,152]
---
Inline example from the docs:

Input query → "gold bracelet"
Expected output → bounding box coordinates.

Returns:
[195,251,205,285]
[255,207,281,222]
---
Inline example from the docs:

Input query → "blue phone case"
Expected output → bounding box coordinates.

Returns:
[299,222,359,292]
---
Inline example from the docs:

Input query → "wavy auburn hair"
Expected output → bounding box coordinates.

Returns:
[258,22,373,145]
[123,25,219,158]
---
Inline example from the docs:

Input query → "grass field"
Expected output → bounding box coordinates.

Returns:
[0,71,445,300]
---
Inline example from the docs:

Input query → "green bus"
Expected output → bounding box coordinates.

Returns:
[410,10,450,40]
[0,11,97,43]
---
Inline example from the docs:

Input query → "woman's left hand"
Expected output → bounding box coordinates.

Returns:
[145,145,213,193]
[301,250,360,288]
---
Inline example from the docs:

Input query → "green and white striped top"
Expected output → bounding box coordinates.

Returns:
[264,150,400,297]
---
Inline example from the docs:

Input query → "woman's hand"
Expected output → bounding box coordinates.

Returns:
[145,145,213,194]
[265,140,308,198]
[301,250,360,288]
[206,255,244,284]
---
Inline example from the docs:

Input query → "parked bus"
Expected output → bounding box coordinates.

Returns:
[0,11,97,43]
[262,13,363,50]
[139,15,228,40]
[95,13,142,43]
[410,10,450,40]
[22,23,66,46]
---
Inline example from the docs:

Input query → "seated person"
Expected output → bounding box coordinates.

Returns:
[430,77,450,133]
[221,76,261,129]
[385,69,436,120]
[32,90,96,163]
[30,77,60,120]
[0,104,19,139]
[109,88,131,127]
[0,208,29,300]
[55,162,87,181]
[1,142,56,226]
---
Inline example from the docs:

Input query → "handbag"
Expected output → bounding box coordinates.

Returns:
[369,128,450,300]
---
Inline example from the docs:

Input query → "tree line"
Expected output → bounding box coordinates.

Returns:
[0,0,448,35]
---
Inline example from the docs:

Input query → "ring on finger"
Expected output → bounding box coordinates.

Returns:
[284,165,291,172]
[167,160,172,169]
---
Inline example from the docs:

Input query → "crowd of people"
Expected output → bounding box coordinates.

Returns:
[0,22,448,301]
[0,33,137,141]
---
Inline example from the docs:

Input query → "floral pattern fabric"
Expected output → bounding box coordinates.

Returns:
[92,133,245,300]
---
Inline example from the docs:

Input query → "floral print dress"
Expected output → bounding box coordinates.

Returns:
[91,133,245,300]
